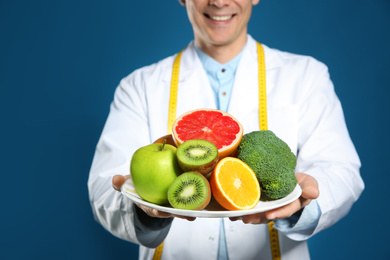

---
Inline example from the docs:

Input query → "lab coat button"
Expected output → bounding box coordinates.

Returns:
[209,236,214,241]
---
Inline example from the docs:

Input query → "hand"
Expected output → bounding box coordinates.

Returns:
[112,174,196,221]
[230,172,319,224]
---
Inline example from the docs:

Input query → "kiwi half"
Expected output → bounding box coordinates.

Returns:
[167,172,211,210]
[176,139,219,175]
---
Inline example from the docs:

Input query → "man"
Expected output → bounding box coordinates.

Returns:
[88,0,364,259]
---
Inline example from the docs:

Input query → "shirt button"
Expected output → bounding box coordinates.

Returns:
[222,92,226,96]
[221,68,226,73]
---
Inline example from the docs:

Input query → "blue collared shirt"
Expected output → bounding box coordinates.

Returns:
[194,44,244,112]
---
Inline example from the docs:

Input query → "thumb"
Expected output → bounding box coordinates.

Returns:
[296,172,319,200]
[112,175,130,191]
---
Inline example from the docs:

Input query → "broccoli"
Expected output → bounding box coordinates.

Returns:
[237,130,297,200]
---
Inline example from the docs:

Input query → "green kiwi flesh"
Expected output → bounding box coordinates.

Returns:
[176,139,219,175]
[168,172,211,210]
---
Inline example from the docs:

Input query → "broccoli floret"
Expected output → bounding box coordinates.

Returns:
[238,130,297,200]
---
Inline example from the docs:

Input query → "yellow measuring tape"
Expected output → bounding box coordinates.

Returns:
[268,222,281,260]
[257,41,268,131]
[167,50,182,135]
[256,42,280,260]
[152,241,164,260]
[153,42,280,260]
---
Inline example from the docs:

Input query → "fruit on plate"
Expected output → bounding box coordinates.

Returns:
[210,157,260,210]
[176,139,219,176]
[153,134,177,147]
[168,171,211,210]
[130,142,183,205]
[172,109,243,159]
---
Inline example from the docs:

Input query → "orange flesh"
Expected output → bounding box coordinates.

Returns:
[210,157,260,211]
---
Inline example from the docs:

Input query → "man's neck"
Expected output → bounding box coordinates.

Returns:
[195,35,247,64]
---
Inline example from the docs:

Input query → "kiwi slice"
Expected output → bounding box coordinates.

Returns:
[176,139,219,175]
[168,172,211,210]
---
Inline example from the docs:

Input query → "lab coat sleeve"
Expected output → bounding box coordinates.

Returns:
[87,69,171,246]
[281,59,364,241]
[274,199,321,237]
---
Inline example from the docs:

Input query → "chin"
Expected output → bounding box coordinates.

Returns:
[209,36,237,46]
[203,28,245,47]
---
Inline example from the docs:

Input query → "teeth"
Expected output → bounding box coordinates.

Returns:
[209,15,233,21]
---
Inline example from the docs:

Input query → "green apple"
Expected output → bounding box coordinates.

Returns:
[130,142,183,205]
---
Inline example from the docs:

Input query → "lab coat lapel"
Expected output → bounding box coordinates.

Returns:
[228,37,262,134]
[170,42,217,117]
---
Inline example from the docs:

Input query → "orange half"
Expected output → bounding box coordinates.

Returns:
[210,157,261,211]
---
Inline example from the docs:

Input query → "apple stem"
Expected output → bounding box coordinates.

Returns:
[161,139,167,151]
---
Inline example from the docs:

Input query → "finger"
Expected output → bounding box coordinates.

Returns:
[172,215,196,221]
[112,175,130,191]
[265,197,310,220]
[241,213,271,225]
[136,203,196,221]
[136,203,171,218]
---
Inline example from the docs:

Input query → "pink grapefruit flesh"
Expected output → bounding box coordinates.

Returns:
[172,109,243,159]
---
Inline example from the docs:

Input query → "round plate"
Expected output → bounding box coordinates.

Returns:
[121,177,302,218]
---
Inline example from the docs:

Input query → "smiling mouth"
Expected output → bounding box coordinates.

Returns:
[205,14,235,21]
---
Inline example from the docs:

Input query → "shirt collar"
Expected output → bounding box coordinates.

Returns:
[194,44,246,79]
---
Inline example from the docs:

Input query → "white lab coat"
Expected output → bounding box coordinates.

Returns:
[88,35,364,260]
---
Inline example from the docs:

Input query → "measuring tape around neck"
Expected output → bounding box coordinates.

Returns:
[167,50,182,134]
[154,42,280,260]
[256,42,281,260]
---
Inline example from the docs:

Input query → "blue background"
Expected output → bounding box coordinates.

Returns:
[1,0,389,259]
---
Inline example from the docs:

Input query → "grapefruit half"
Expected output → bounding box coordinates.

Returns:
[172,109,243,159]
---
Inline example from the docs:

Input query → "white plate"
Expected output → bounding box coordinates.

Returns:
[121,177,302,218]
